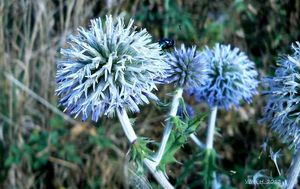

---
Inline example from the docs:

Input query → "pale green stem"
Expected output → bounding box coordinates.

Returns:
[190,133,205,149]
[153,88,183,165]
[116,108,173,189]
[206,106,218,149]
[144,159,173,189]
[117,108,137,143]
[212,172,219,189]
[286,149,300,189]
[275,161,281,176]
[206,106,218,189]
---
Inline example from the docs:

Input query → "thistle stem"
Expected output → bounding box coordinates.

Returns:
[206,106,218,149]
[275,161,281,176]
[212,172,219,189]
[143,159,173,189]
[154,88,183,164]
[286,149,300,189]
[205,106,218,189]
[116,108,173,189]
[190,133,205,149]
[117,108,137,143]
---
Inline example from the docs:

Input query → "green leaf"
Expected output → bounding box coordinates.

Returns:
[200,149,217,189]
[89,127,113,148]
[131,137,154,173]
[176,151,202,187]
[158,113,205,173]
[50,115,64,129]
[4,154,15,167]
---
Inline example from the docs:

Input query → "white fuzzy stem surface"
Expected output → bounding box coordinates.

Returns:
[190,133,205,149]
[286,149,300,189]
[206,106,218,149]
[205,106,218,189]
[117,108,137,143]
[154,88,183,164]
[116,108,173,189]
[144,159,173,189]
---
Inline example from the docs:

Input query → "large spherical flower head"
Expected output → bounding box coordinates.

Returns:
[263,42,300,148]
[164,44,209,88]
[189,43,258,109]
[56,15,168,121]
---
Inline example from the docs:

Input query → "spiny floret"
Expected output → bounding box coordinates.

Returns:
[163,44,208,88]
[263,42,300,148]
[56,15,168,121]
[188,43,258,109]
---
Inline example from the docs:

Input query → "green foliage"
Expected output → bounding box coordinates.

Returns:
[4,130,49,169]
[134,0,197,42]
[200,149,217,189]
[131,137,154,173]
[203,21,225,44]
[2,113,113,187]
[158,113,205,173]
[176,152,202,187]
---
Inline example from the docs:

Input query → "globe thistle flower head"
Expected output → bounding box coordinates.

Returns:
[188,43,258,109]
[263,42,300,148]
[56,15,167,121]
[163,44,209,89]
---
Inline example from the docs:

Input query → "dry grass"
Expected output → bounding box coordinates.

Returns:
[0,1,128,188]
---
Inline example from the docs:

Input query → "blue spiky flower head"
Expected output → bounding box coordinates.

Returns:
[56,15,167,121]
[188,43,258,109]
[263,42,300,148]
[163,44,208,88]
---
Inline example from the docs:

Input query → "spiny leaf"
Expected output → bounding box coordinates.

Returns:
[199,149,217,189]
[131,137,154,173]
[157,113,205,173]
[176,152,202,187]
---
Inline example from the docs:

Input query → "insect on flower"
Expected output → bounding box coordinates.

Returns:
[159,38,175,50]
[161,44,209,89]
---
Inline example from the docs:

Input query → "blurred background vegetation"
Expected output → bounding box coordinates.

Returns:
[0,0,300,188]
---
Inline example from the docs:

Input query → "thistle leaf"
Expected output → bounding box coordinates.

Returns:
[157,113,205,173]
[199,149,217,189]
[131,137,154,173]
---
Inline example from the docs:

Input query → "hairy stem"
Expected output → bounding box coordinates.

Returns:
[286,149,300,189]
[206,106,218,149]
[117,108,137,143]
[116,108,173,189]
[205,106,218,189]
[190,133,205,149]
[154,88,183,164]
